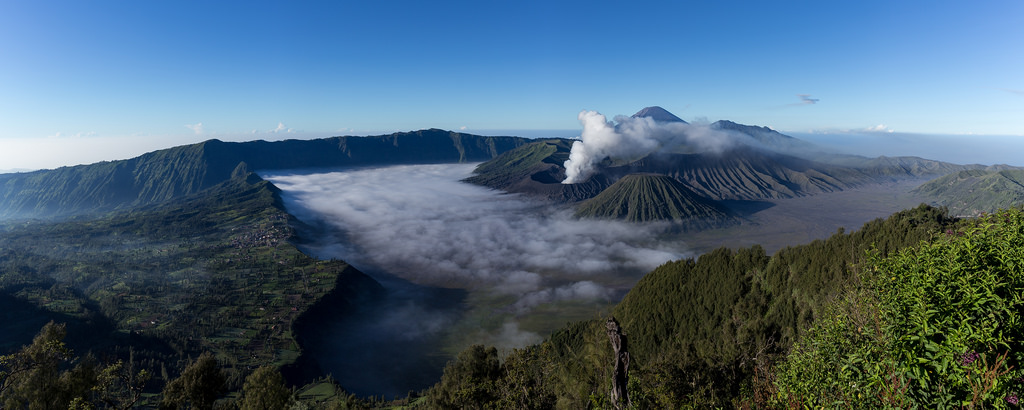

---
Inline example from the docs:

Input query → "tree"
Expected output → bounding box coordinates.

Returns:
[424,345,502,409]
[239,366,291,410]
[93,359,151,410]
[160,352,227,410]
[0,321,86,409]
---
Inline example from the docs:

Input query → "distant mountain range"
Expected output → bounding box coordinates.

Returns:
[465,106,1020,224]
[914,169,1024,216]
[2,106,1020,224]
[0,129,528,220]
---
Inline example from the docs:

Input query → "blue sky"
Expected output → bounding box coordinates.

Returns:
[1,0,1022,169]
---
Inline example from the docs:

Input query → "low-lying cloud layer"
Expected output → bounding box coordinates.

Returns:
[266,164,687,309]
[562,110,738,183]
[265,164,690,396]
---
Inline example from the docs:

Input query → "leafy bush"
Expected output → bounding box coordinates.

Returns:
[775,208,1024,408]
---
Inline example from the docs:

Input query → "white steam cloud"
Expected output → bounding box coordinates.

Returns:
[265,164,688,313]
[562,110,736,184]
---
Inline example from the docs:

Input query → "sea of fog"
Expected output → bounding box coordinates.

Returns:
[263,164,691,398]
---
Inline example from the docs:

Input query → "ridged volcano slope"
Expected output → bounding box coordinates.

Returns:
[613,147,875,201]
[575,174,738,228]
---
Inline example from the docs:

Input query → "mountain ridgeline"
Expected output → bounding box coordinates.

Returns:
[4,107,1014,224]
[913,168,1024,216]
[463,106,1017,223]
[0,129,529,220]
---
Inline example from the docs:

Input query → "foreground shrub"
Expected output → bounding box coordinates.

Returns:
[775,208,1024,408]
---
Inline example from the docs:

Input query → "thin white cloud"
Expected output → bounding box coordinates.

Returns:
[797,94,819,105]
[864,124,895,133]
[46,131,97,139]
[185,122,204,135]
[271,122,294,133]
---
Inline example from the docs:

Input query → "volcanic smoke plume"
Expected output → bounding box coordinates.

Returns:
[562,110,736,184]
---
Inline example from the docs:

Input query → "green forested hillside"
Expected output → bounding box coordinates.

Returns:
[0,129,528,220]
[774,207,1024,408]
[424,204,961,408]
[0,172,380,406]
[914,169,1024,216]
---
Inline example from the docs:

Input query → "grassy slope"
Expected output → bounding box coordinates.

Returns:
[913,169,1024,216]
[462,139,564,188]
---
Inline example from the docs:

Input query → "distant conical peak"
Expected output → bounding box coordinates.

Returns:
[631,106,687,124]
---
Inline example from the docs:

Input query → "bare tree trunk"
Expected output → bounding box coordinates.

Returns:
[606,317,630,409]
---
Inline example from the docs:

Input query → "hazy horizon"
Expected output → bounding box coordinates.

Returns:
[2,2,1021,171]
[3,123,1023,173]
